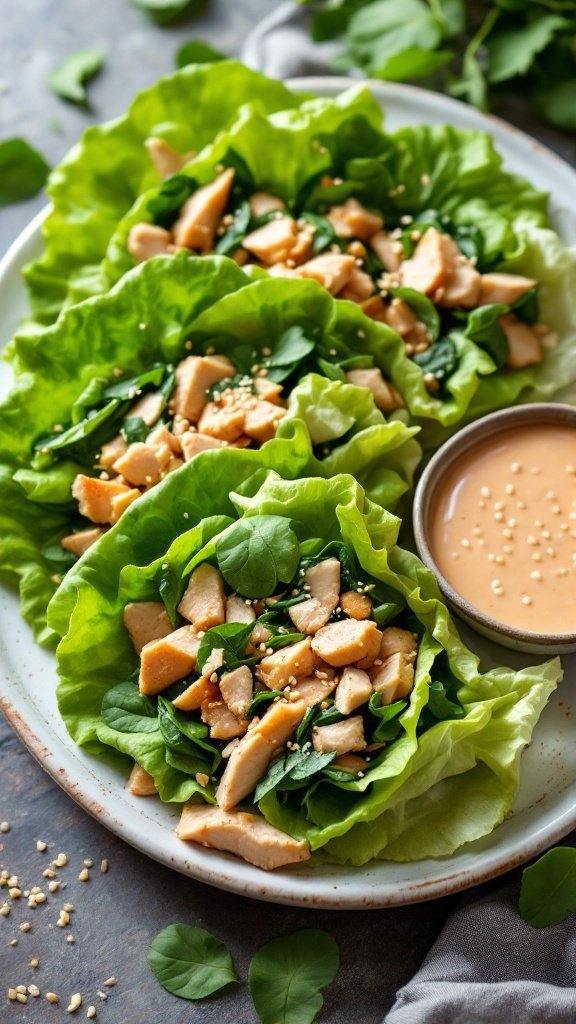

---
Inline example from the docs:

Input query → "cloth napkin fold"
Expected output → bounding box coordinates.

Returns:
[242,6,576,1023]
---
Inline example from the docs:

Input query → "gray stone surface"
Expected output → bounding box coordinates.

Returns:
[0,2,575,1022]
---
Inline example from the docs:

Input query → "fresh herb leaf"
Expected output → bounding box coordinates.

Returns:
[289,749,337,781]
[246,690,280,718]
[47,48,104,104]
[0,138,50,205]
[207,373,255,401]
[158,563,184,628]
[176,40,226,68]
[369,692,407,742]
[148,174,197,228]
[132,0,200,24]
[122,417,149,444]
[487,16,567,84]
[346,0,445,80]
[215,200,251,257]
[254,750,304,801]
[464,304,509,368]
[413,337,457,382]
[520,848,576,928]
[389,287,440,342]
[197,621,255,672]
[249,930,339,1024]
[101,682,158,734]
[148,924,238,1000]
[265,326,317,384]
[103,364,166,400]
[216,516,301,598]
[301,212,337,254]
[158,696,220,767]
[513,286,539,325]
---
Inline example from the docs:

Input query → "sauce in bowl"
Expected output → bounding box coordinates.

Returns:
[429,423,576,634]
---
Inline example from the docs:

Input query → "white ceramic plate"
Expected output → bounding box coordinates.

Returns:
[1,79,576,909]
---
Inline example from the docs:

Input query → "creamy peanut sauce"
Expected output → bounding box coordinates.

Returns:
[430,424,576,634]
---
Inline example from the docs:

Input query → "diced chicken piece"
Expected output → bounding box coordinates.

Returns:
[383,298,420,338]
[335,667,373,714]
[128,391,164,427]
[201,698,248,740]
[127,223,172,264]
[226,594,256,625]
[369,230,404,272]
[254,378,284,405]
[331,753,368,774]
[371,652,415,704]
[312,716,366,755]
[216,699,306,809]
[219,666,253,719]
[61,527,105,558]
[113,442,162,488]
[72,475,132,525]
[437,254,481,309]
[346,368,404,412]
[177,804,310,870]
[250,192,286,218]
[172,354,236,424]
[289,558,341,635]
[180,431,225,461]
[147,424,182,456]
[246,623,273,656]
[289,226,315,266]
[110,487,140,523]
[401,228,448,295]
[267,263,301,280]
[197,401,246,443]
[379,627,418,661]
[242,216,298,265]
[100,434,127,471]
[145,137,187,179]
[172,677,219,712]
[339,266,375,303]
[166,455,184,474]
[172,168,235,252]
[479,273,536,306]
[127,763,158,797]
[292,674,337,708]
[139,626,201,696]
[178,563,225,631]
[312,619,382,669]
[361,295,390,323]
[256,637,317,690]
[123,601,173,654]
[340,590,373,620]
[298,253,356,296]
[500,314,542,369]
[327,199,383,241]
[243,400,287,444]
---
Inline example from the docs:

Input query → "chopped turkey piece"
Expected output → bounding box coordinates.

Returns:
[346,368,404,412]
[298,253,356,295]
[383,298,420,338]
[256,637,317,690]
[313,715,366,755]
[201,698,248,740]
[340,591,372,620]
[250,192,286,218]
[242,216,299,265]
[327,199,383,240]
[479,273,536,306]
[145,137,188,179]
[177,804,310,870]
[331,753,368,774]
[61,527,105,558]
[128,391,164,427]
[172,167,235,252]
[110,487,140,522]
[226,593,256,624]
[401,227,449,295]
[219,666,253,719]
[172,677,219,712]
[178,563,225,631]
[500,314,542,369]
[127,223,172,264]
[197,400,246,442]
[371,652,415,703]
[123,601,173,654]
[289,558,341,635]
[369,230,404,272]
[254,378,284,405]
[180,431,225,461]
[100,434,127,471]
[334,667,373,714]
[139,626,201,696]
[311,618,382,668]
[379,627,418,661]
[243,400,286,443]
[113,442,162,487]
[147,423,182,456]
[72,475,132,524]
[172,354,236,423]
[127,763,158,797]
[293,674,337,708]
[340,266,375,303]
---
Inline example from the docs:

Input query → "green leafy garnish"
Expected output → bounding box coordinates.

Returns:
[249,930,339,1024]
[197,621,255,672]
[368,692,407,743]
[0,138,50,205]
[101,683,158,734]
[413,337,457,382]
[148,174,198,228]
[464,304,509,368]
[216,516,301,598]
[132,0,200,23]
[47,48,104,104]
[158,563,183,628]
[148,924,238,999]
[215,200,251,257]
[519,848,576,929]
[122,417,149,444]
[176,41,226,68]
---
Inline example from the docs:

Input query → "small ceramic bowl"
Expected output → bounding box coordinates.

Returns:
[413,403,576,656]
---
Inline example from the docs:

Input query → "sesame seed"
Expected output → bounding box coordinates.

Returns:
[16,992,28,1004]
[19,922,31,932]
[83,860,93,868]
[67,992,82,1013]
[490,579,502,590]
[36,840,47,852]
[104,978,116,987]
[460,538,471,548]
[511,462,522,474]
[9,887,21,898]
[542,529,551,540]
[0,904,9,916]
[46,992,59,1003]
[505,484,515,496]
[16,985,26,994]
[100,860,109,874]
[87,1007,97,1020]
[527,536,538,546]
[555,568,568,577]
[28,984,40,997]
[503,545,512,555]
[530,571,542,581]
[547,547,556,557]
[97,992,107,1001]
[48,881,60,893]
[67,935,75,944]
[54,853,68,868]
[481,486,491,498]
[495,555,505,565]
[479,500,486,509]
[552,505,561,515]
[503,528,513,540]
[30,959,39,968]
[517,500,526,510]
[494,512,504,522]
[488,553,496,562]
[8,989,17,1001]
[57,910,70,927]
[63,903,74,913]
[494,501,505,511]
[522,596,532,606]
[0,822,9,833]
[78,868,90,883]
[508,519,517,529]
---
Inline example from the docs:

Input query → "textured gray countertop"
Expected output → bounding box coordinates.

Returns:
[0,2,574,1022]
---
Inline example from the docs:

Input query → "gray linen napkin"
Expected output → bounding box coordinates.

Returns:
[241,7,576,1023]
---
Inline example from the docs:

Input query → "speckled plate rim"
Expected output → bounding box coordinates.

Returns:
[1,79,576,909]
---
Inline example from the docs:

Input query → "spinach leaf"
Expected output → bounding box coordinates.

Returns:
[289,749,337,781]
[316,358,347,383]
[254,747,337,800]
[215,200,251,257]
[33,398,123,463]
[197,621,255,671]
[122,417,150,444]
[148,174,198,228]
[103,364,166,400]
[519,848,576,929]
[71,377,108,423]
[368,692,407,742]
[464,304,509,368]
[157,562,184,629]
[249,930,339,1024]
[301,212,337,254]
[246,690,281,718]
[132,0,201,23]
[0,138,50,205]
[265,326,317,384]
[157,696,220,768]
[389,286,440,342]
[101,682,158,734]
[47,48,104,104]
[165,747,210,778]
[176,40,226,68]
[413,337,457,382]
[513,286,539,325]
[216,516,301,598]
[296,703,343,749]
[148,924,238,1000]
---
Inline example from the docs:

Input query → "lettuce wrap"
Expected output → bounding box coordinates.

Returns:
[0,255,419,647]
[48,470,560,866]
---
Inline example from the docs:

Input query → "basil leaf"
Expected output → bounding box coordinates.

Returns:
[148,174,198,228]
[413,337,457,382]
[132,0,200,24]
[254,750,305,801]
[148,924,238,1000]
[176,40,226,68]
[464,304,509,368]
[389,286,440,342]
[249,930,339,1024]
[215,200,251,256]
[289,749,336,781]
[216,516,301,598]
[158,563,184,628]
[246,690,280,718]
[197,621,255,671]
[519,848,576,929]
[47,48,104,104]
[101,682,158,734]
[122,417,149,444]
[0,138,50,205]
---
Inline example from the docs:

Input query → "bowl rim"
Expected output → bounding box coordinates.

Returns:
[413,402,576,649]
